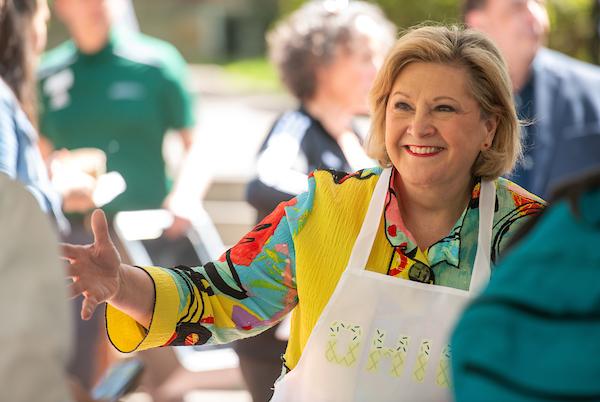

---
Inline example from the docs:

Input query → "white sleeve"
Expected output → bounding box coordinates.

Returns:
[256,112,311,196]
[0,174,73,402]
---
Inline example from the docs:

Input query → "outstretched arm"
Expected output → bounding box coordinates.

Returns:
[64,209,154,327]
[64,182,315,353]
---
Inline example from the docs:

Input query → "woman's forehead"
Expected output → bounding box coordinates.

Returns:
[391,62,473,97]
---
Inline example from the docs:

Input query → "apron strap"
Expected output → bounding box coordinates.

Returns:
[346,167,392,271]
[346,169,496,294]
[468,180,496,294]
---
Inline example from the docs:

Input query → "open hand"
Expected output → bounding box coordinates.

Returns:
[63,209,122,320]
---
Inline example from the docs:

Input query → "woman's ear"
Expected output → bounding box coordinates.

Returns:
[482,115,498,150]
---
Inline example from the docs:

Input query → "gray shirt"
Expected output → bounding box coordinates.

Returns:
[0,173,72,402]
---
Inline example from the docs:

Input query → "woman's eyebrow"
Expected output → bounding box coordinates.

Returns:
[390,91,411,98]
[433,96,459,102]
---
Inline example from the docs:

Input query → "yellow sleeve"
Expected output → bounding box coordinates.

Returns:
[105,266,181,353]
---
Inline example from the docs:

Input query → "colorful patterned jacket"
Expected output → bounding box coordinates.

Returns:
[106,167,545,371]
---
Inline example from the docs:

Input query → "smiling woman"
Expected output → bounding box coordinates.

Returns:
[385,63,495,188]
[367,25,522,250]
[384,62,498,248]
[367,25,520,180]
[62,25,545,402]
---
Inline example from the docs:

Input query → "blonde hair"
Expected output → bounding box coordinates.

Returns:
[367,24,521,180]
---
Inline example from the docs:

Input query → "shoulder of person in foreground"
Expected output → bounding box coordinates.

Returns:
[0,173,73,402]
[451,170,600,402]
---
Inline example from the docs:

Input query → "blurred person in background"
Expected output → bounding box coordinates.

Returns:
[37,0,199,394]
[0,0,68,232]
[463,0,600,198]
[246,0,396,219]
[242,2,396,400]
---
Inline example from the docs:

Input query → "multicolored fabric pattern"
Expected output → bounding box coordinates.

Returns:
[106,167,544,370]
[384,170,545,290]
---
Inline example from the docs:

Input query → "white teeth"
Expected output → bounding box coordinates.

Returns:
[407,146,442,154]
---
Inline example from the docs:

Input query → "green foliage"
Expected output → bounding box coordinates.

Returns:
[278,0,305,16]
[372,0,460,28]
[278,0,597,63]
[223,58,282,91]
[44,0,598,65]
[376,0,597,63]
[546,0,596,62]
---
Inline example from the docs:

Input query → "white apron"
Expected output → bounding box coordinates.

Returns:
[271,168,496,402]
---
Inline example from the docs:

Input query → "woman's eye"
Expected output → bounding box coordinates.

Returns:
[394,102,411,111]
[435,105,455,112]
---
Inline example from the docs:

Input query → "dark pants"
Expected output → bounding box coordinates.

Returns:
[233,326,287,402]
[63,217,102,389]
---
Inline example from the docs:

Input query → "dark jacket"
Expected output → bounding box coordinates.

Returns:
[518,48,600,197]
[246,107,360,221]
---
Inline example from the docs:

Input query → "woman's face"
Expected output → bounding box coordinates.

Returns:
[31,0,50,54]
[384,62,497,188]
[316,34,378,114]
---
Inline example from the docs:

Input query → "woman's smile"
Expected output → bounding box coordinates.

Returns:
[404,145,445,157]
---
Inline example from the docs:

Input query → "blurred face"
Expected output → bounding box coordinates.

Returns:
[467,0,549,69]
[55,0,111,35]
[31,0,50,54]
[316,34,378,114]
[384,62,497,188]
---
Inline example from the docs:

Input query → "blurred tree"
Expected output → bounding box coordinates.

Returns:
[593,0,600,64]
[279,0,598,64]
[278,0,305,16]
[546,0,596,62]
[375,0,459,27]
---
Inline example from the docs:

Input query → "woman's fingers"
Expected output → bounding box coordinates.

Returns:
[69,278,104,318]
[65,261,81,278]
[91,209,112,246]
[67,280,84,299]
[81,296,99,321]
[71,277,100,321]
[61,243,85,260]
[60,210,119,321]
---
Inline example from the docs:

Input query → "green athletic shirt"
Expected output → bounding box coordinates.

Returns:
[38,29,194,215]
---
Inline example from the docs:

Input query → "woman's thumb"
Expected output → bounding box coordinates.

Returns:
[91,209,111,246]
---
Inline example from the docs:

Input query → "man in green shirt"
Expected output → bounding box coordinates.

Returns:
[39,1,195,217]
[38,0,199,392]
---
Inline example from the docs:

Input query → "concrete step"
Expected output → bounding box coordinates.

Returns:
[204,179,248,202]
[203,200,255,246]
[203,200,255,224]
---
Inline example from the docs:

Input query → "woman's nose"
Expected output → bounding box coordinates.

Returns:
[407,109,434,137]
